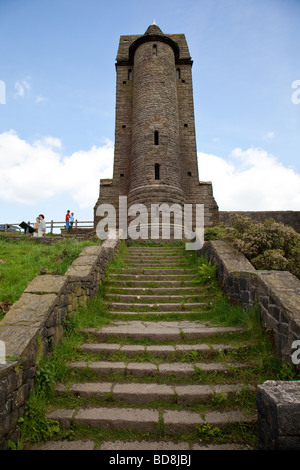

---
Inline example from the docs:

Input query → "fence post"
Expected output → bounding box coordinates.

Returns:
[75,219,78,229]
[50,220,54,233]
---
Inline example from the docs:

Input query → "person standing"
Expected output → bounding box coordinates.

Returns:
[38,214,46,237]
[65,210,70,230]
[70,212,74,229]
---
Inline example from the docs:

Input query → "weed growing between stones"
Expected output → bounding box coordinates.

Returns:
[14,241,299,449]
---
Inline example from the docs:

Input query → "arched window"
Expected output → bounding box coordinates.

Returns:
[154,130,159,145]
[153,44,157,56]
[155,163,160,180]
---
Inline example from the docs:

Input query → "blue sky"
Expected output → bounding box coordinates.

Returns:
[0,0,299,227]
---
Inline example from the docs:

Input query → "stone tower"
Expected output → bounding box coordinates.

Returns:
[94,23,219,235]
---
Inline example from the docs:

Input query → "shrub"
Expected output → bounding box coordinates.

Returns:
[215,215,300,279]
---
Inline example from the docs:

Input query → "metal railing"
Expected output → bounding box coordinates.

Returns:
[0,220,94,234]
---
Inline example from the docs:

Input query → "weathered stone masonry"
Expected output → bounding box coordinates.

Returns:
[94,23,219,231]
[199,240,300,450]
[0,237,120,449]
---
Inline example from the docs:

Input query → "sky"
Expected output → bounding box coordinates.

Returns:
[0,0,299,229]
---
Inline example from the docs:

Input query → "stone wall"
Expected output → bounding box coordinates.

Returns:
[0,236,120,449]
[219,211,300,233]
[199,240,300,368]
[198,240,300,450]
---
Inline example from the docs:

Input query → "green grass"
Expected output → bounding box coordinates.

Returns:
[0,237,101,318]
[13,240,299,449]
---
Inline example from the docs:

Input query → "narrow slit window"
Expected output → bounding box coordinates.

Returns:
[176,68,180,79]
[154,130,159,145]
[128,69,132,80]
[155,164,160,180]
[153,44,157,56]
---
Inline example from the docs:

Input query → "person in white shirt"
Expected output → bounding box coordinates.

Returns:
[38,214,46,237]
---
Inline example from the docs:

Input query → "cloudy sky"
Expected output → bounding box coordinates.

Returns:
[0,0,299,228]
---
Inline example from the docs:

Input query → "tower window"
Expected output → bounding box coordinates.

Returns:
[122,125,126,128]
[154,130,159,145]
[187,172,192,176]
[153,44,157,56]
[155,163,160,180]
[128,69,132,80]
[176,68,180,79]
[184,123,188,127]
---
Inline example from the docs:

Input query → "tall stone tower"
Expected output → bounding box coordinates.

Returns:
[94,23,219,234]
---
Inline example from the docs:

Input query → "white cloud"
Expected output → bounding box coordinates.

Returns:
[14,79,31,98]
[198,147,300,211]
[36,95,48,103]
[263,131,275,140]
[0,130,299,213]
[0,130,114,208]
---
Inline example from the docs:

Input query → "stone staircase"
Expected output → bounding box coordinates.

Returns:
[36,245,257,450]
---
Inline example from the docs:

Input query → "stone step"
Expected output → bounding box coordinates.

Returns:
[106,280,197,287]
[105,294,208,303]
[123,260,189,266]
[108,310,211,316]
[127,247,185,252]
[98,440,251,451]
[82,321,243,341]
[123,253,187,263]
[106,302,210,311]
[106,287,205,295]
[56,382,253,404]
[69,360,246,378]
[47,407,256,435]
[31,439,251,450]
[112,268,196,275]
[78,342,239,358]
[107,273,196,280]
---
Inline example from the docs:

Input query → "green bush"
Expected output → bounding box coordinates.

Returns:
[216,215,300,279]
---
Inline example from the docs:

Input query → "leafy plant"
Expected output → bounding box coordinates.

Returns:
[196,422,221,441]
[198,262,217,284]
[18,399,60,444]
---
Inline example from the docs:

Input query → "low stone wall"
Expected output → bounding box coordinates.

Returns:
[0,236,120,449]
[256,381,300,450]
[199,240,300,367]
[199,240,300,449]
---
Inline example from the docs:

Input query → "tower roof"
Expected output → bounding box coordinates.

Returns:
[144,23,164,36]
[116,27,192,64]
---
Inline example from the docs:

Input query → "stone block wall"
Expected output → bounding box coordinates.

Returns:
[199,240,300,450]
[0,236,120,449]
[256,381,300,450]
[199,240,300,368]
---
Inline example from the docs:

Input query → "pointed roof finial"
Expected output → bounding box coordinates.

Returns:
[152,19,156,25]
